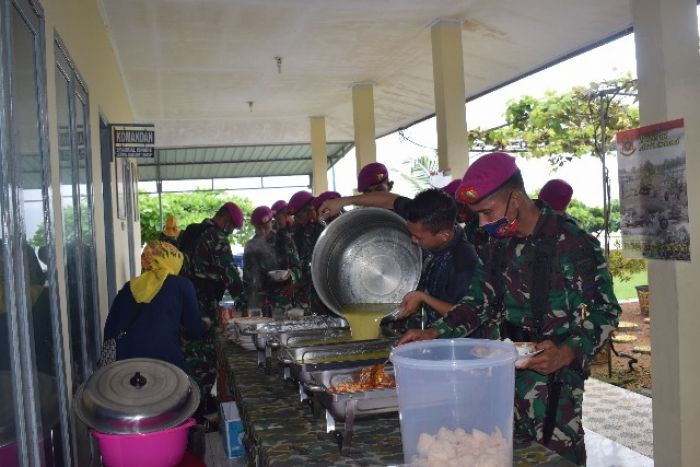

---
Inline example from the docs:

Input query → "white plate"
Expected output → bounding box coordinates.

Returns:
[267,269,290,281]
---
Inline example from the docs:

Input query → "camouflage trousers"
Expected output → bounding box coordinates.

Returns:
[182,331,217,403]
[182,297,219,404]
[514,371,586,466]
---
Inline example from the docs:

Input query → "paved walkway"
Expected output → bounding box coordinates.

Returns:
[583,377,654,464]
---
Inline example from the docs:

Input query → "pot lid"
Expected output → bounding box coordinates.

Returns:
[74,358,200,434]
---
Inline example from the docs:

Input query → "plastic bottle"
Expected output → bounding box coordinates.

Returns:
[262,298,272,318]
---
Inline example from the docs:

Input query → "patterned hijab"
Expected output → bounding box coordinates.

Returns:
[130,240,184,303]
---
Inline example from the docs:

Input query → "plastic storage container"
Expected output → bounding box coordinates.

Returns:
[390,339,517,466]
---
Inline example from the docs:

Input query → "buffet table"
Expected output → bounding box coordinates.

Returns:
[217,333,574,467]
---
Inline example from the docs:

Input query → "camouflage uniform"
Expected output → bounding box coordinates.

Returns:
[183,219,243,402]
[432,202,621,465]
[243,231,302,312]
[292,221,327,314]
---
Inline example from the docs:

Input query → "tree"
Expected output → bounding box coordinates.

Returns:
[401,154,439,192]
[138,190,254,248]
[469,76,639,257]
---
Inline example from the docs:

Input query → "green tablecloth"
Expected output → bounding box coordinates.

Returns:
[217,334,573,467]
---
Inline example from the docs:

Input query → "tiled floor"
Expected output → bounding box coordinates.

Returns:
[204,432,247,467]
[583,377,654,459]
[585,429,653,467]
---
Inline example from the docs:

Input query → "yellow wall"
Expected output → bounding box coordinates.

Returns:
[41,0,137,396]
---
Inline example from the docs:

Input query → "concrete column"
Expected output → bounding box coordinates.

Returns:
[351,83,376,174]
[631,0,700,465]
[310,116,328,194]
[431,19,469,178]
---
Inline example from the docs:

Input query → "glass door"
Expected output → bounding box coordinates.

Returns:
[0,0,71,465]
[55,36,100,390]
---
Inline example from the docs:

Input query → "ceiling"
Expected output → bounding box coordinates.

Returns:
[99,0,633,149]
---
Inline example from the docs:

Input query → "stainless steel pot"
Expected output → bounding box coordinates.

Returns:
[74,358,200,434]
[311,207,421,316]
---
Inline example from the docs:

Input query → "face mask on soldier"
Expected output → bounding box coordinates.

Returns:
[481,191,520,238]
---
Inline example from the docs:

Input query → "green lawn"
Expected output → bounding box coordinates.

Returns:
[612,269,648,301]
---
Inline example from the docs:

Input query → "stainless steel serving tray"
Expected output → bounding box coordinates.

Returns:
[279,339,394,384]
[304,364,398,453]
[246,316,348,351]
[306,365,398,421]
[269,327,352,350]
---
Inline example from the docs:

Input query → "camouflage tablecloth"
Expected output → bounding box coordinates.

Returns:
[216,333,573,467]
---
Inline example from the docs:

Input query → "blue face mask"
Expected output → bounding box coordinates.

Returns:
[481,192,519,238]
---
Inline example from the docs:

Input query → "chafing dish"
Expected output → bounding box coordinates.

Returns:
[241,316,348,368]
[278,339,394,398]
[304,365,398,453]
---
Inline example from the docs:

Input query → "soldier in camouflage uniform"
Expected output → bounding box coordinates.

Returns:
[244,206,301,314]
[400,152,620,466]
[287,191,327,314]
[182,202,245,419]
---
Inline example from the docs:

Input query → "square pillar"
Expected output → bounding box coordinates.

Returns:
[310,116,328,194]
[352,83,376,174]
[631,0,700,464]
[431,19,469,178]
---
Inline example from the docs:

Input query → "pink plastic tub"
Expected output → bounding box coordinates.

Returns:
[92,418,195,467]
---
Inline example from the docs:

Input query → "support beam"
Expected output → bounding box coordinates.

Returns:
[352,83,376,174]
[431,19,468,178]
[631,0,700,465]
[310,116,328,194]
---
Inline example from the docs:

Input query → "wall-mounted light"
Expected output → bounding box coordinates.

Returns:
[247,101,254,112]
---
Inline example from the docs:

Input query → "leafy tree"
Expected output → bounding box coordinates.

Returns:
[469,76,639,257]
[608,247,647,283]
[566,199,620,235]
[401,154,439,192]
[138,190,254,247]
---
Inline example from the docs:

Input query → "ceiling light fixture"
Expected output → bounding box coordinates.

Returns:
[274,56,282,74]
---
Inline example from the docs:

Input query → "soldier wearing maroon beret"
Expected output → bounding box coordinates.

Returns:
[539,179,574,212]
[312,191,343,223]
[400,152,621,465]
[243,206,298,314]
[180,201,245,422]
[287,191,327,314]
[357,162,393,193]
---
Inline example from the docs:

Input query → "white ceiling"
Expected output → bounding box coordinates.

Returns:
[99,0,633,148]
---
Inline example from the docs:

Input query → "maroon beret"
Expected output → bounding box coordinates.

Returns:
[287,191,314,215]
[224,202,245,229]
[357,162,389,192]
[441,179,461,198]
[251,206,272,226]
[312,191,341,210]
[539,179,573,211]
[456,152,519,205]
[270,200,288,215]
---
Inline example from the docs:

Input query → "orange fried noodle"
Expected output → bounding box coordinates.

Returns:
[327,363,395,393]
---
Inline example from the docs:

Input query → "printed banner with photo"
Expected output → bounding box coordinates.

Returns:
[616,119,690,261]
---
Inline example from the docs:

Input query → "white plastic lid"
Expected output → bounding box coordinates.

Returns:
[390,338,517,370]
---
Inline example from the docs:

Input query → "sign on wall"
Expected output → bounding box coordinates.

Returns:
[616,119,690,261]
[112,124,155,158]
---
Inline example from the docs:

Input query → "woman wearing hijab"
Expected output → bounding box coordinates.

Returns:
[103,240,210,370]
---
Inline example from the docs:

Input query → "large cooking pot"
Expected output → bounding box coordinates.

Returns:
[311,207,422,315]
[75,358,200,467]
